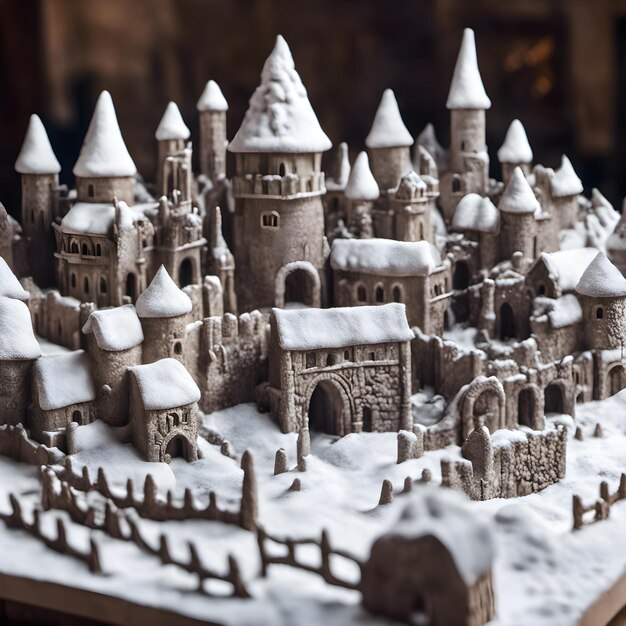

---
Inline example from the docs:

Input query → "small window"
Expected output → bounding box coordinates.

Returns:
[88,184,95,197]
[71,273,76,288]
[596,307,604,320]
[392,285,403,302]
[369,351,376,361]
[363,407,372,432]
[326,354,336,367]
[538,284,546,296]
[70,241,79,254]
[84,276,90,294]
[96,243,102,256]
[375,285,384,303]
[181,412,188,424]
[434,284,441,296]
[357,285,367,302]
[344,350,350,361]
[99,277,107,294]
[279,163,286,177]
[460,140,466,151]
[261,212,279,228]
[452,176,461,193]
[306,352,316,368]
[174,341,182,355]
[82,243,89,256]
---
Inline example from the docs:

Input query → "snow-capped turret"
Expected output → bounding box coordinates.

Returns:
[15,115,61,175]
[498,167,539,215]
[550,155,583,198]
[576,252,626,299]
[136,265,192,319]
[326,142,351,192]
[155,101,190,142]
[345,152,379,201]
[197,80,228,182]
[498,120,533,165]
[197,80,229,112]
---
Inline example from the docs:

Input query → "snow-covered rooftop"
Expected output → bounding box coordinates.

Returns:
[60,201,143,236]
[498,167,540,214]
[228,36,331,154]
[136,266,192,318]
[155,102,190,141]
[273,303,414,351]
[396,171,427,199]
[550,155,583,198]
[82,304,144,351]
[0,257,30,301]
[14,114,61,175]
[331,238,441,277]
[538,248,598,293]
[384,487,494,586]
[73,91,137,178]
[197,80,228,112]
[497,119,533,164]
[0,296,41,360]
[446,28,491,110]
[344,152,379,201]
[33,350,96,411]
[365,89,413,149]
[452,193,500,233]
[130,358,201,411]
[576,252,626,298]
[532,294,583,329]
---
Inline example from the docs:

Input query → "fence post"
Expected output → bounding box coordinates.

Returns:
[572,495,584,530]
[257,527,268,577]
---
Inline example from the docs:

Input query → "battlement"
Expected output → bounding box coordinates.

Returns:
[233,172,325,198]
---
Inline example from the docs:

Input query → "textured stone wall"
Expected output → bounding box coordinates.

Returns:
[581,294,626,350]
[0,361,34,427]
[368,146,411,191]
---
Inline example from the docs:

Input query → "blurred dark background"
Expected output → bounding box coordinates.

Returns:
[0,0,623,215]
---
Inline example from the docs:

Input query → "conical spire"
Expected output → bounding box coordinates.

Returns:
[365,89,413,149]
[576,252,626,298]
[73,91,136,178]
[228,35,331,153]
[497,120,533,164]
[550,155,583,197]
[326,142,351,191]
[498,167,539,214]
[155,101,190,141]
[197,80,228,112]
[15,114,61,174]
[344,152,379,201]
[135,265,192,318]
[446,29,491,109]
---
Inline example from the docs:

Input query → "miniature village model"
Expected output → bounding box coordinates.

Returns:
[4,27,626,626]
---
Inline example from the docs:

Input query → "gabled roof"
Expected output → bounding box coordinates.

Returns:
[15,114,61,175]
[0,296,41,360]
[452,193,500,233]
[537,248,599,293]
[197,80,228,112]
[344,152,379,201]
[446,28,491,110]
[272,303,414,351]
[228,36,331,153]
[497,119,533,164]
[82,304,144,351]
[576,252,626,298]
[136,266,192,318]
[365,89,413,149]
[155,101,190,141]
[73,91,137,178]
[498,167,539,214]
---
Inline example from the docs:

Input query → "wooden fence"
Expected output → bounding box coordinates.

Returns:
[573,474,626,530]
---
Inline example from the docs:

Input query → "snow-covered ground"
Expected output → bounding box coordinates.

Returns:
[2,394,626,625]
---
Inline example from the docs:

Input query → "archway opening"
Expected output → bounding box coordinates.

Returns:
[165,435,188,462]
[126,273,137,303]
[72,410,82,425]
[473,389,502,434]
[518,388,536,428]
[499,303,516,340]
[308,380,345,435]
[179,258,194,287]
[609,365,626,396]
[544,384,564,415]
[284,268,316,308]
[453,261,470,290]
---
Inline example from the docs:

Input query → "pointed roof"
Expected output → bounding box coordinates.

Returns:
[73,91,137,178]
[135,265,192,318]
[365,89,413,149]
[197,80,229,112]
[344,152,379,201]
[446,29,491,110]
[0,257,30,301]
[576,252,626,298]
[550,155,583,198]
[415,124,446,172]
[452,193,500,233]
[325,142,351,191]
[498,167,539,214]
[15,114,61,175]
[155,101,190,141]
[497,119,533,164]
[228,36,331,153]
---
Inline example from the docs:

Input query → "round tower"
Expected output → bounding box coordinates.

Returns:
[15,114,61,286]
[576,252,626,350]
[73,91,137,204]
[497,119,533,186]
[228,35,332,311]
[197,80,228,183]
[344,151,378,238]
[498,167,539,262]
[135,265,193,364]
[365,89,413,191]
[156,101,190,196]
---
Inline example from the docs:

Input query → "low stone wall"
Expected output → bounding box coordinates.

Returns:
[0,424,64,465]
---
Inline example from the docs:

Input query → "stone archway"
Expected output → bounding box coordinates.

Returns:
[161,430,195,463]
[544,383,564,415]
[304,374,353,437]
[179,258,194,287]
[517,386,541,429]
[275,261,321,309]
[499,303,516,340]
[461,376,506,441]
[453,260,470,290]
[609,364,626,396]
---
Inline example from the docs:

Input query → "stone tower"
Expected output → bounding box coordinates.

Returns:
[208,206,237,314]
[15,114,61,287]
[440,28,491,222]
[365,89,414,192]
[390,171,430,243]
[576,252,626,351]
[73,90,137,205]
[497,119,533,186]
[135,265,193,364]
[197,80,228,183]
[228,35,332,311]
[156,101,190,196]
[344,151,378,238]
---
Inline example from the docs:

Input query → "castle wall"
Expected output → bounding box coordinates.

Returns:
[580,295,626,350]
[75,176,134,204]
[368,146,412,191]
[141,314,189,365]
[29,399,95,449]
[199,110,227,182]
[0,361,34,427]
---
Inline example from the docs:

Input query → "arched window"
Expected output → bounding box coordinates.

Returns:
[344,350,350,361]
[306,352,316,368]
[95,243,102,256]
[326,354,336,367]
[392,285,403,302]
[369,351,376,361]
[70,240,79,254]
[356,284,367,303]
[84,276,90,294]
[99,277,107,294]
[88,184,95,197]
[375,284,384,303]
[174,342,182,355]
[70,273,76,288]
[82,243,89,256]
[538,284,546,296]
[434,284,442,296]
[278,162,286,177]
[596,307,604,319]
[261,212,279,228]
[452,175,461,193]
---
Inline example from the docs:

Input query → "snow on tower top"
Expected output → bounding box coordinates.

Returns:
[155,102,190,141]
[452,193,500,233]
[325,142,351,191]
[365,89,414,149]
[0,257,30,301]
[82,304,144,351]
[135,265,192,318]
[497,119,533,164]
[73,91,137,178]
[446,28,491,110]
[498,167,540,214]
[228,35,331,153]
[197,80,229,112]
[344,152,379,201]
[0,296,41,360]
[15,114,61,175]
[576,252,626,298]
[550,155,583,198]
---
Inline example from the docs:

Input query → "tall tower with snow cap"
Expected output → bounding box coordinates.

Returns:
[155,101,190,196]
[228,35,332,311]
[197,80,228,183]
